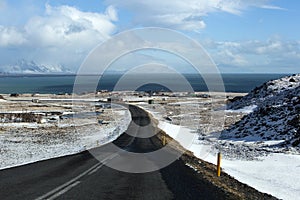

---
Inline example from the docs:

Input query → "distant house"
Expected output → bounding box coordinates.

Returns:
[107,97,123,102]
[96,90,108,94]
[197,94,210,98]
[32,99,40,103]
[148,99,154,104]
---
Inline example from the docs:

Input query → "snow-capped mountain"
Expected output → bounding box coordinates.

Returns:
[0,60,72,74]
[222,74,300,149]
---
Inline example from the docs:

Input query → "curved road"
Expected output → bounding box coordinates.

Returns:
[0,105,276,200]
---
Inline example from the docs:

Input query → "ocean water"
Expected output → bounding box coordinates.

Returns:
[0,73,290,94]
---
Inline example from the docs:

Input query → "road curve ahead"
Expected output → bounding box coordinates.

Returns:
[0,105,276,200]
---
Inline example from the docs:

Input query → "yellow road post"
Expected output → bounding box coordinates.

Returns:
[217,152,221,177]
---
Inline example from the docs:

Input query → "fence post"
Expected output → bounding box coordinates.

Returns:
[217,152,221,177]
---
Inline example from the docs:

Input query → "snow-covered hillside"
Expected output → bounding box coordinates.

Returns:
[0,59,72,74]
[227,74,300,109]
[222,74,300,149]
[141,106,300,200]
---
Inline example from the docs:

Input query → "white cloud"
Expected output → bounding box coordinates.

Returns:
[203,38,300,72]
[105,5,118,21]
[106,0,282,31]
[25,4,117,47]
[260,4,287,10]
[0,4,118,71]
[216,49,249,67]
[0,26,26,46]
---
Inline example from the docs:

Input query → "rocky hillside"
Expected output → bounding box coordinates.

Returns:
[221,74,300,149]
[227,74,300,109]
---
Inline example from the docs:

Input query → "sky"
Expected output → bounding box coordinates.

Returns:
[0,0,299,73]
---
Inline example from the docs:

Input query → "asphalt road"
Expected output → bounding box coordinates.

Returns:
[0,105,266,200]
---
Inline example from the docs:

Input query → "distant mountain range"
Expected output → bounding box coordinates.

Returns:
[222,74,300,149]
[0,60,73,74]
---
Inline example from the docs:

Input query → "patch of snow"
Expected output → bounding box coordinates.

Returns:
[263,140,285,146]
[185,163,198,172]
[158,121,196,150]
[122,96,152,102]
[0,122,40,128]
[62,111,75,115]
[150,109,300,200]
[226,105,257,114]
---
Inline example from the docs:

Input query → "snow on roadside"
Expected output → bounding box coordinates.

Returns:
[78,110,131,150]
[189,140,300,200]
[145,106,300,200]
[217,153,300,200]
[0,109,131,170]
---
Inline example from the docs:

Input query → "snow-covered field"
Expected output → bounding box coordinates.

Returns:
[155,117,300,200]
[0,109,131,170]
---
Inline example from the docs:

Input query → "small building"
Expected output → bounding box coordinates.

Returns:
[107,97,123,102]
[148,99,154,104]
[197,94,210,98]
[32,99,40,103]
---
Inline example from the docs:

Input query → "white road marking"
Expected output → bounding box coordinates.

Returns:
[104,153,119,161]
[35,153,120,200]
[88,164,104,175]
[35,163,101,200]
[88,154,119,175]
[47,181,81,200]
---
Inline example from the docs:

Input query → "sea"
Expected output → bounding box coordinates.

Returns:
[0,73,292,94]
